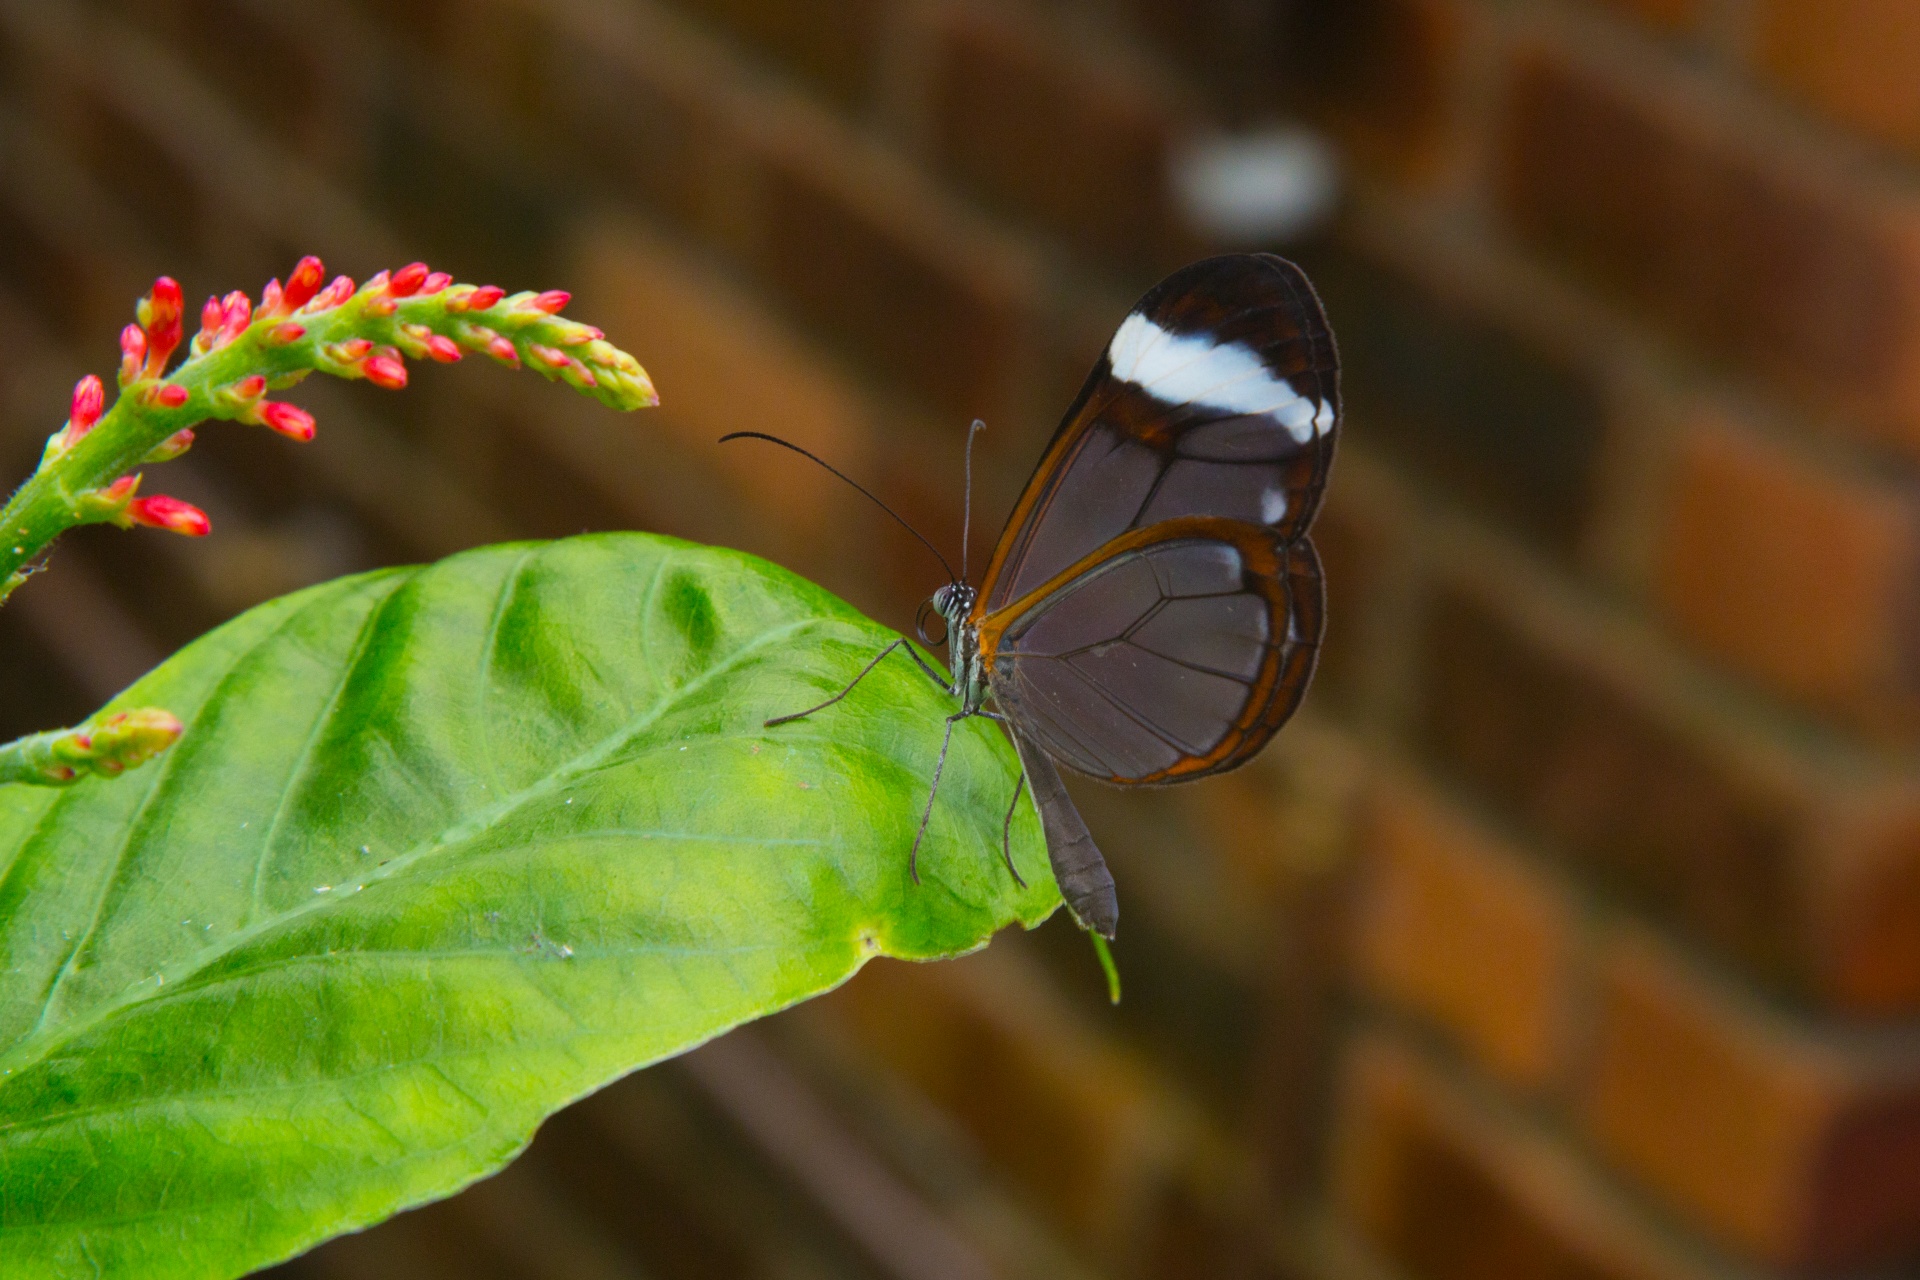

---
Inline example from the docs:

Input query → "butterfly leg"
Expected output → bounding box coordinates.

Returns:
[765,638,946,728]
[909,711,967,883]
[998,769,1029,888]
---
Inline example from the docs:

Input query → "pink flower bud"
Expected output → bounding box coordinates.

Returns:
[485,333,519,366]
[127,494,211,537]
[119,324,148,384]
[363,354,408,389]
[469,285,506,311]
[266,322,306,346]
[101,475,139,503]
[201,294,224,334]
[388,262,429,297]
[234,374,267,399]
[260,401,316,441]
[421,271,452,294]
[282,256,326,310]
[261,278,285,316]
[144,428,195,462]
[137,277,184,374]
[336,338,373,360]
[69,376,104,434]
[530,344,569,370]
[426,334,462,362]
[530,290,571,315]
[312,276,356,310]
[140,383,190,409]
[363,296,398,318]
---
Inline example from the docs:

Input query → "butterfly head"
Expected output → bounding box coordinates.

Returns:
[930,581,975,628]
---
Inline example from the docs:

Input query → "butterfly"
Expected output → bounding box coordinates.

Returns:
[730,253,1337,939]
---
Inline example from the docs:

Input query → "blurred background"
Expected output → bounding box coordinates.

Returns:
[3,0,1920,1275]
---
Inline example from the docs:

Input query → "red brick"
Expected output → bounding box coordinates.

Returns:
[925,7,1195,266]
[804,945,1193,1262]
[537,4,734,238]
[1653,409,1920,736]
[1280,0,1468,186]
[1497,42,1920,452]
[1592,0,1698,32]
[1354,772,1576,1092]
[662,0,887,106]
[1820,795,1920,1012]
[1754,1,1920,161]
[1583,928,1920,1268]
[747,113,1043,424]
[1333,1032,1716,1280]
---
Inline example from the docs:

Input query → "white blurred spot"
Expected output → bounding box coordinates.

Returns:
[1172,127,1340,244]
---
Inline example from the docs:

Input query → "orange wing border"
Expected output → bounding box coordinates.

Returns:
[975,517,1325,785]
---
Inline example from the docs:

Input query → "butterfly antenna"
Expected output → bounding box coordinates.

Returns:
[718,431,959,582]
[961,419,984,583]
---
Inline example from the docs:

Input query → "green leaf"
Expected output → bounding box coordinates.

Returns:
[0,533,1058,1280]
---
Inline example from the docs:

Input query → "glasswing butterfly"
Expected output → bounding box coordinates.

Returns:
[728,253,1337,940]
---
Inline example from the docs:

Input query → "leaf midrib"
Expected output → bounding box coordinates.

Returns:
[0,609,853,1087]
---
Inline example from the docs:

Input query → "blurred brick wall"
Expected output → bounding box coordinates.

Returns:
[4,0,1920,1277]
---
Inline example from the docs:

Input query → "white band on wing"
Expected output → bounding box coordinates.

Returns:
[1107,312,1332,444]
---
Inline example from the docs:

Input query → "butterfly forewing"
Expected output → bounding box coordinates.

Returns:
[980,519,1324,785]
[979,254,1339,615]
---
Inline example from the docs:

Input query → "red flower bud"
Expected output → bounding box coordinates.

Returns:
[266,322,306,346]
[144,383,190,409]
[363,354,408,390]
[337,338,373,360]
[260,401,316,440]
[118,324,147,385]
[101,475,139,503]
[137,277,184,374]
[421,271,452,294]
[234,374,267,399]
[469,285,506,311]
[69,376,104,435]
[283,256,326,310]
[425,334,463,362]
[388,262,429,297]
[127,494,211,537]
[261,277,284,316]
[530,290,571,315]
[201,294,224,335]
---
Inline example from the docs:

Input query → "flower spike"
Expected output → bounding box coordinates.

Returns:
[0,254,656,614]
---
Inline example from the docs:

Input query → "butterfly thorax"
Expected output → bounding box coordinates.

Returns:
[930,582,989,713]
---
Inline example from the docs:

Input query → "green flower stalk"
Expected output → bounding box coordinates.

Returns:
[0,255,658,784]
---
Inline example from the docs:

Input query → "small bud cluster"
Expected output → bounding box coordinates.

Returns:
[0,708,185,786]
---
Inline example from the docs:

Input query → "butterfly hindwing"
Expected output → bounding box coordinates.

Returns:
[978,254,1339,615]
[980,518,1324,785]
